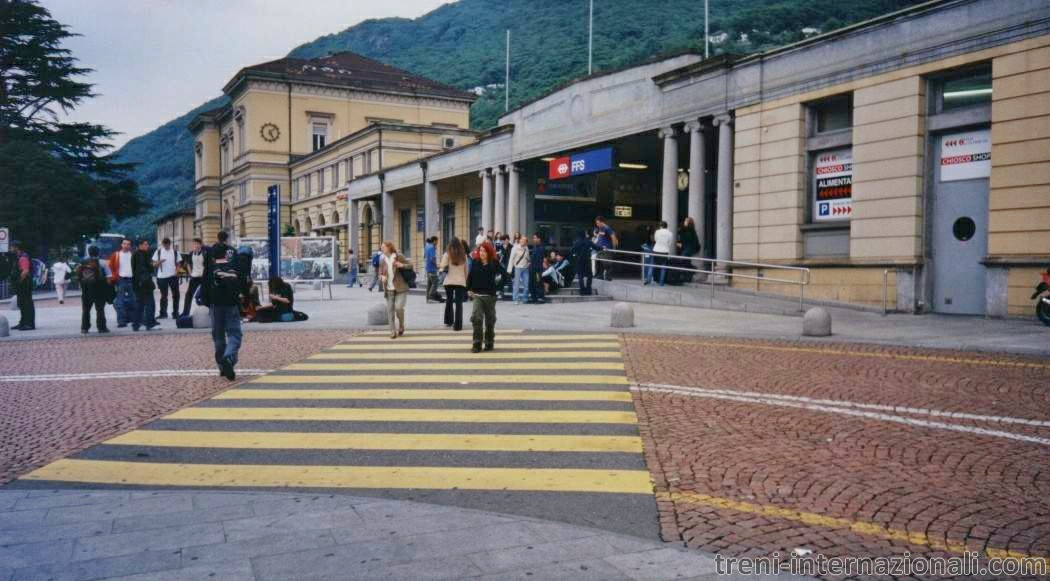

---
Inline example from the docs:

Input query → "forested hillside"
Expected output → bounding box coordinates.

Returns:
[112,0,926,237]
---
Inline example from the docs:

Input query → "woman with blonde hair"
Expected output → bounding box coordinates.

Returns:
[377,241,414,339]
[440,237,468,331]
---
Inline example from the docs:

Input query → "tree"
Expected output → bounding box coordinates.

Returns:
[0,0,144,251]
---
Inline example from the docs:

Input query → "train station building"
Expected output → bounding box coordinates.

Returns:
[194,0,1049,318]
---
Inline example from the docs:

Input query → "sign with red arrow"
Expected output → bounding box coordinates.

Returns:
[814,148,853,222]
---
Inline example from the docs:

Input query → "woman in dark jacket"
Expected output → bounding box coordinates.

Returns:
[678,217,701,258]
[466,240,499,353]
[569,231,601,296]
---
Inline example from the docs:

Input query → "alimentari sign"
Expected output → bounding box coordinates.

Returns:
[549,147,614,180]
[814,148,853,221]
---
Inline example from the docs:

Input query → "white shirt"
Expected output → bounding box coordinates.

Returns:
[51,262,71,284]
[384,254,398,291]
[152,247,178,278]
[475,234,487,247]
[190,251,205,278]
[653,228,674,254]
[117,251,133,278]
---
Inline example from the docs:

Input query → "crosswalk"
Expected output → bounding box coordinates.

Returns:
[19,331,655,521]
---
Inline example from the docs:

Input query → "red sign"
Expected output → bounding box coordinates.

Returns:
[548,156,571,180]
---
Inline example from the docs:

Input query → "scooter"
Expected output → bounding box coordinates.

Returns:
[1032,269,1050,325]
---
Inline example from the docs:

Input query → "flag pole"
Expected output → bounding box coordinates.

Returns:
[588,0,594,74]
[704,0,710,58]
[505,29,510,112]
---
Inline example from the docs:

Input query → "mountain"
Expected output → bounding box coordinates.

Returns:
[111,0,926,238]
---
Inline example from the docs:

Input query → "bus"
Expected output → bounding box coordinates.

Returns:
[79,233,125,277]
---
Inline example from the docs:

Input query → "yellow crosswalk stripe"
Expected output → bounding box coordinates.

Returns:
[215,389,633,402]
[330,342,621,351]
[285,362,625,371]
[251,374,628,385]
[309,351,623,360]
[23,459,654,494]
[166,407,639,424]
[359,329,527,336]
[343,334,617,343]
[104,430,644,453]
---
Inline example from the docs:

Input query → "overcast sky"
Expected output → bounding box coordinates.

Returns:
[41,0,450,150]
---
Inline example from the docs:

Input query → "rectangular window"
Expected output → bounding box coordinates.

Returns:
[469,197,482,238]
[307,174,313,197]
[318,169,326,192]
[363,151,372,174]
[311,122,327,151]
[292,178,299,201]
[333,163,340,188]
[399,208,412,256]
[236,113,245,156]
[238,182,248,205]
[811,95,852,135]
[195,144,203,180]
[935,65,992,112]
[346,159,353,181]
[441,202,456,248]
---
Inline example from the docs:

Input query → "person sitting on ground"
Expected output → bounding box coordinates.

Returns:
[542,252,571,292]
[252,276,309,323]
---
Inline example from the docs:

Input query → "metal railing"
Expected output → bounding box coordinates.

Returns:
[594,249,811,311]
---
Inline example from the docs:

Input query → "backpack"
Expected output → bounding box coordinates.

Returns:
[79,261,99,286]
[371,253,381,268]
[399,267,417,288]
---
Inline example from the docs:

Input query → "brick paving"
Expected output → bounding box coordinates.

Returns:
[0,331,347,484]
[621,335,1050,571]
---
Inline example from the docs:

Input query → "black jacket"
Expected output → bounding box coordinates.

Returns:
[570,238,600,276]
[131,250,155,292]
[529,243,545,272]
[467,259,500,295]
[203,242,249,306]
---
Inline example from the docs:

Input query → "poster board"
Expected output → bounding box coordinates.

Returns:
[239,236,336,282]
[813,148,853,221]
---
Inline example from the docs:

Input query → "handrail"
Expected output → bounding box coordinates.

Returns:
[594,248,810,311]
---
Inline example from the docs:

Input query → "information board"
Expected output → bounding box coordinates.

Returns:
[813,148,853,221]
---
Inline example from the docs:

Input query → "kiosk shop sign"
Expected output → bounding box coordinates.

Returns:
[814,148,853,221]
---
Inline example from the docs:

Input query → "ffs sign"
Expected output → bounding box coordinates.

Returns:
[548,147,614,180]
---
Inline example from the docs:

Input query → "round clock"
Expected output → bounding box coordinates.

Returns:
[260,122,280,143]
[677,170,689,191]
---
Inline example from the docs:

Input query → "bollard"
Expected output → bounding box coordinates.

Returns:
[802,307,832,337]
[367,303,389,326]
[610,302,635,328]
[0,314,8,337]
[191,306,211,329]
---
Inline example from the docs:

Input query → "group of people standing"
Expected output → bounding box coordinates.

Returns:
[642,216,702,286]
[105,237,207,332]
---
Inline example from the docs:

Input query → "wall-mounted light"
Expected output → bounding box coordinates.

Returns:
[618,162,648,170]
[943,88,992,100]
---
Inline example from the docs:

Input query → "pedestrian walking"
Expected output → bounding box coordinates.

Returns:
[51,259,71,304]
[378,241,413,339]
[527,233,547,304]
[652,221,674,286]
[9,241,35,331]
[345,248,361,288]
[108,238,136,328]
[75,246,109,334]
[367,250,382,292]
[202,230,249,381]
[131,239,159,331]
[181,238,207,317]
[467,240,499,353]
[507,235,530,304]
[440,237,468,330]
[153,237,181,319]
[424,236,442,303]
[570,231,601,295]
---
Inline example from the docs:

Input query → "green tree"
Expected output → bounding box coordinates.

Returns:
[0,0,144,251]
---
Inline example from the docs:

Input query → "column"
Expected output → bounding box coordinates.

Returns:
[715,114,734,266]
[507,164,520,237]
[685,120,706,245]
[493,165,507,235]
[480,169,493,233]
[659,126,679,253]
[423,177,438,239]
[348,199,360,259]
[381,177,394,242]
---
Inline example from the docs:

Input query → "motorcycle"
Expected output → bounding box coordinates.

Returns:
[1032,269,1050,325]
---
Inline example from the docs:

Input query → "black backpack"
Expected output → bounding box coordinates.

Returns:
[79,260,99,286]
[399,267,417,288]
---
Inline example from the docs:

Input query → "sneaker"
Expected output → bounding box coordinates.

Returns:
[220,358,236,381]
[157,314,167,319]
[59,300,64,304]
[146,323,160,331]
[483,344,493,352]
[15,325,35,331]
[132,325,141,332]
[117,323,128,328]
[471,344,481,353]
[98,329,110,334]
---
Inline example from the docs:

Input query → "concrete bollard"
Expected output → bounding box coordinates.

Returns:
[802,307,832,337]
[367,303,389,326]
[610,302,635,328]
[0,314,8,337]
[191,306,211,329]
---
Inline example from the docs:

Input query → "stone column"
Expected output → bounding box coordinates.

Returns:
[423,177,438,240]
[480,169,493,233]
[715,114,734,266]
[381,177,394,242]
[507,164,521,237]
[685,120,706,245]
[348,199,360,259]
[659,126,679,253]
[494,166,507,235]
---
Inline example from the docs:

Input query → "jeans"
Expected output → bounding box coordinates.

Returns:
[444,285,465,330]
[426,272,440,301]
[15,280,34,327]
[642,256,654,283]
[512,267,529,303]
[385,290,407,336]
[132,290,157,329]
[157,276,179,317]
[346,265,359,287]
[181,277,203,317]
[368,269,380,291]
[471,294,496,347]
[81,292,107,331]
[655,253,670,285]
[115,278,136,325]
[210,304,242,366]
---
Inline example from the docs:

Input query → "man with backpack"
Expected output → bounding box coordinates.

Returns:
[76,246,110,334]
[202,230,249,381]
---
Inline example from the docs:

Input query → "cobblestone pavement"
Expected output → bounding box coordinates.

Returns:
[0,331,348,484]
[621,335,1050,573]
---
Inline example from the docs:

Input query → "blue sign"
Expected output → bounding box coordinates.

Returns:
[267,185,281,279]
[549,147,614,180]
